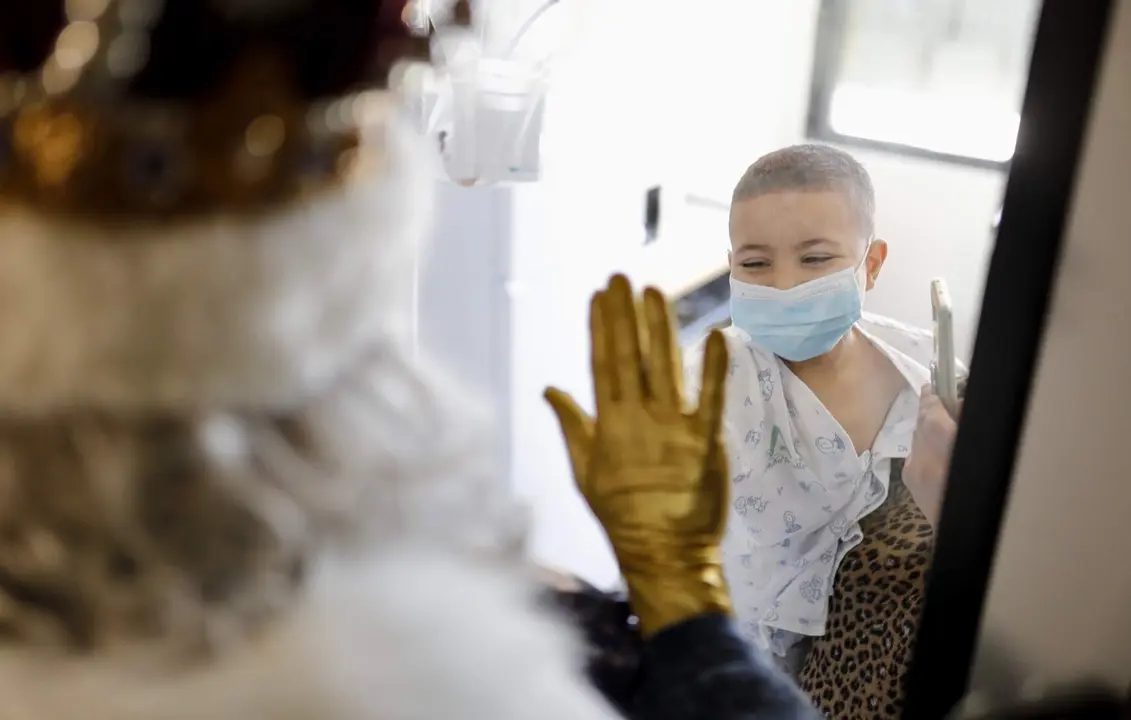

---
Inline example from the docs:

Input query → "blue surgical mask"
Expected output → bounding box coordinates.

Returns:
[729,256,868,362]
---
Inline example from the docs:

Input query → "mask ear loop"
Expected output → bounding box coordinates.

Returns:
[857,234,877,277]
[854,235,877,298]
[857,236,875,269]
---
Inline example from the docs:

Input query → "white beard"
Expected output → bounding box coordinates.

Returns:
[0,551,617,720]
[0,117,620,719]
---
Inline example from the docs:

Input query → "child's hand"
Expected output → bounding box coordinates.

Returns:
[904,383,960,529]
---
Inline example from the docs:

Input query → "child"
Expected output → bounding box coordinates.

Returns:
[687,144,965,714]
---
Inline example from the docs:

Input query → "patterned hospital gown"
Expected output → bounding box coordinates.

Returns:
[685,312,956,661]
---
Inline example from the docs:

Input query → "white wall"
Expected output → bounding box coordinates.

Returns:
[505,0,1007,583]
[862,150,1002,361]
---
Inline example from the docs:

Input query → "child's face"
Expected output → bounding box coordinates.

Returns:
[728,190,886,291]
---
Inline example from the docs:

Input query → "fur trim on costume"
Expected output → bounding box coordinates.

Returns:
[0,550,620,720]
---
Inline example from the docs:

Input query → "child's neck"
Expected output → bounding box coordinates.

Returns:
[786,328,864,380]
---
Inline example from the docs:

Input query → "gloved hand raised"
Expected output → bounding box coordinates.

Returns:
[544,274,732,637]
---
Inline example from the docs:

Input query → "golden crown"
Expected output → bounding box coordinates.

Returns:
[0,0,470,223]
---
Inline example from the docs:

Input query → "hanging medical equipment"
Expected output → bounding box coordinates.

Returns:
[396,0,571,186]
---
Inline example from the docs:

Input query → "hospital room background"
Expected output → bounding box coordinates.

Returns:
[413,0,1039,586]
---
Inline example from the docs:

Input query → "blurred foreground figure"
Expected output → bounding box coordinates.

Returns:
[0,1,617,718]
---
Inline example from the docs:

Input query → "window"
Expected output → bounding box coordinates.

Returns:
[807,0,1042,168]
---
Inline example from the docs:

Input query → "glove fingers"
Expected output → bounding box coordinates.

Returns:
[544,387,595,492]
[694,329,730,439]
[642,287,683,409]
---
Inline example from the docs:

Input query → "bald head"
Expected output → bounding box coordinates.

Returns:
[732,144,875,238]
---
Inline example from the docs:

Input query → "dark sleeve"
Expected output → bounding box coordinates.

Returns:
[634,613,821,720]
[543,582,643,716]
[545,583,818,720]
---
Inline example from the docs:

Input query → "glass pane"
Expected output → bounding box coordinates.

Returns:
[827,0,1042,161]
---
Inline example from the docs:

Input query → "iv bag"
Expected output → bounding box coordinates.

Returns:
[395,0,567,186]
[442,57,546,184]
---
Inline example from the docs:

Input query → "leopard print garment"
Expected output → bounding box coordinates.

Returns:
[797,461,934,719]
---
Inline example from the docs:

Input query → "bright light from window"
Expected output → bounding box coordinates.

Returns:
[828,82,1021,163]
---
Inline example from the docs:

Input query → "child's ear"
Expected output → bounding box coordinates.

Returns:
[864,239,889,290]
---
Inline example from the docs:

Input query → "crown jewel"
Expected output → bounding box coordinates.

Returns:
[0,0,467,223]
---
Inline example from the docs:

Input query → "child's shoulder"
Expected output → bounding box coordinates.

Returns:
[859,312,970,377]
[858,312,934,367]
[859,311,933,343]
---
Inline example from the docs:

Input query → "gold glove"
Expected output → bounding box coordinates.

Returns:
[543,274,732,638]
